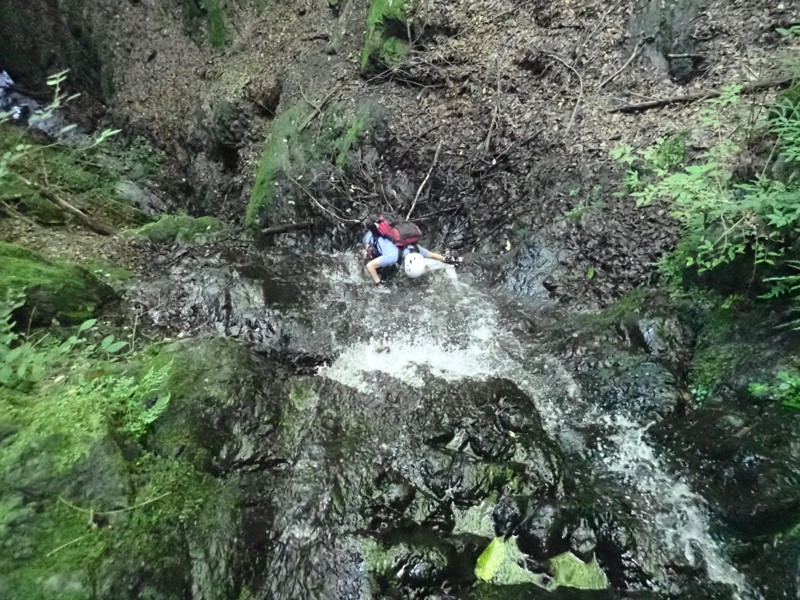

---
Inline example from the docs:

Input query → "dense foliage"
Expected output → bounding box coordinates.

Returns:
[613,78,800,325]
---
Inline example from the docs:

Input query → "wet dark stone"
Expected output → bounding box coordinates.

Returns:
[570,519,598,563]
[492,495,526,538]
[593,514,649,590]
[467,583,633,599]
[517,502,572,561]
[650,405,800,537]
[468,425,516,461]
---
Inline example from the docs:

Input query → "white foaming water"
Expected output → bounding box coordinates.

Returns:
[314,254,753,597]
[595,414,753,598]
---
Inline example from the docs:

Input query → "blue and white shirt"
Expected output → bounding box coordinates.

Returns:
[362,232,430,267]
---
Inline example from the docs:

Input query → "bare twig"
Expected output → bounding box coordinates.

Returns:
[546,53,584,138]
[260,220,314,235]
[666,53,704,60]
[299,84,342,131]
[484,71,502,154]
[58,492,172,517]
[102,492,172,515]
[406,141,443,220]
[17,175,116,235]
[46,535,86,557]
[609,76,795,113]
[598,37,651,90]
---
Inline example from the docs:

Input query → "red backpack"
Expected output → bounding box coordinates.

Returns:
[368,213,422,248]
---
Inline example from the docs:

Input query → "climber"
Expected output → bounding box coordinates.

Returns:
[362,225,461,286]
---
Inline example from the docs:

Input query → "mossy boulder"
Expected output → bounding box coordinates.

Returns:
[0,242,115,325]
[147,336,282,473]
[130,214,228,244]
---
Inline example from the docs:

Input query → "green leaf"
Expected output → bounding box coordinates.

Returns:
[475,537,542,585]
[586,267,595,280]
[475,538,505,581]
[106,340,128,354]
[78,318,97,333]
[100,335,115,350]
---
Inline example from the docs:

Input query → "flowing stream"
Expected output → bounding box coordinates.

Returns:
[137,248,758,599]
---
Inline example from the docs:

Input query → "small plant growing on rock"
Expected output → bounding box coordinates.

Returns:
[749,369,800,410]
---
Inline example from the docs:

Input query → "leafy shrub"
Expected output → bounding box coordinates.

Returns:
[611,81,800,322]
[749,370,800,410]
[0,291,170,473]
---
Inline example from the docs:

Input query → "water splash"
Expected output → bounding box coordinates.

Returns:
[315,253,755,598]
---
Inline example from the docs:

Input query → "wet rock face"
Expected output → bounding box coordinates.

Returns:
[650,406,800,536]
[550,296,699,420]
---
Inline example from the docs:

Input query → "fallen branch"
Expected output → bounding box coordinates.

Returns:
[546,53,584,138]
[598,37,651,90]
[288,177,360,223]
[0,199,38,227]
[406,141,443,220]
[299,84,342,131]
[260,220,314,235]
[17,175,116,235]
[609,75,795,113]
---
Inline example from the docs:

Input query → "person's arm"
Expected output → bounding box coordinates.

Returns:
[366,241,399,284]
[422,248,462,265]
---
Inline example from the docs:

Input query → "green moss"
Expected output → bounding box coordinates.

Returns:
[548,552,608,590]
[360,0,412,72]
[245,101,313,231]
[0,334,237,599]
[379,37,410,65]
[0,498,108,599]
[245,99,383,230]
[205,0,231,46]
[85,260,135,283]
[181,0,231,47]
[130,214,228,244]
[688,306,741,401]
[0,242,115,324]
[147,337,261,470]
[0,124,144,227]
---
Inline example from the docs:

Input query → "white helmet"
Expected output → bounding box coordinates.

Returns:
[404,252,425,278]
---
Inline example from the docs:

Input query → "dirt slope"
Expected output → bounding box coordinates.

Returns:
[1,0,798,306]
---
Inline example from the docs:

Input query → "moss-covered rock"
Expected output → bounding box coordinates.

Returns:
[245,100,381,231]
[0,335,282,600]
[129,214,228,244]
[360,0,412,73]
[0,242,115,325]
[147,336,281,472]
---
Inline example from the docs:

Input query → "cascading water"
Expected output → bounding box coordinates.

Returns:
[319,254,754,597]
[137,248,760,598]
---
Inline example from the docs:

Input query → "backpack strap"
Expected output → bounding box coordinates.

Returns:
[397,243,419,265]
